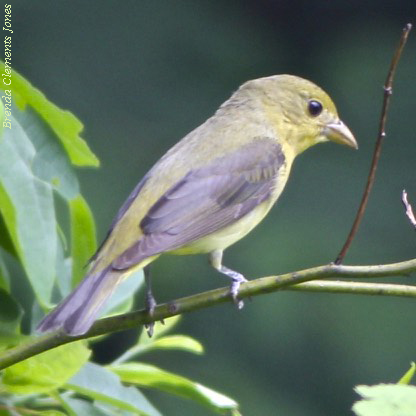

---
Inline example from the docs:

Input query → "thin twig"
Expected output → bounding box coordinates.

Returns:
[335,23,412,264]
[287,280,416,297]
[402,189,416,229]
[1,257,416,370]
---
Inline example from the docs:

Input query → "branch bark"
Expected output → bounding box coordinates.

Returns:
[1,258,416,370]
[335,23,412,264]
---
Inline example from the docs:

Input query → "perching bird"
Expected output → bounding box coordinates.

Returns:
[37,74,357,336]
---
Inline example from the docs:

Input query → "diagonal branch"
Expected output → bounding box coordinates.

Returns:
[335,23,412,264]
[1,257,416,370]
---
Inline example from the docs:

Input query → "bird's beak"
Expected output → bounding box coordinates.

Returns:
[324,120,358,149]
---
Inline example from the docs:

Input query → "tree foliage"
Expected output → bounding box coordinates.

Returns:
[0,63,239,416]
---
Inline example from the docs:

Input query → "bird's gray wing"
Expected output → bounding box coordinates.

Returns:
[89,174,150,263]
[112,137,286,270]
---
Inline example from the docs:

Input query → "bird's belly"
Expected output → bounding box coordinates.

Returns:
[169,198,275,256]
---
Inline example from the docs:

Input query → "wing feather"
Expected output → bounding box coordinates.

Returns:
[113,137,285,270]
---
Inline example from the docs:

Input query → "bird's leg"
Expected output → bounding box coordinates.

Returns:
[144,265,157,337]
[209,249,247,309]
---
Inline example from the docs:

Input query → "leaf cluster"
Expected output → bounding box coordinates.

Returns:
[0,64,239,415]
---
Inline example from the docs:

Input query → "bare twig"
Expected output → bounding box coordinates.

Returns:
[2,257,416,370]
[402,189,416,228]
[288,280,416,298]
[335,23,412,264]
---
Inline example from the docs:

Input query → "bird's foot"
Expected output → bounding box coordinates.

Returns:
[209,250,248,309]
[229,273,248,309]
[144,290,157,337]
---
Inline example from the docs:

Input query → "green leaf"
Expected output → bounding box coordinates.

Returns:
[112,316,192,364]
[353,384,416,416]
[0,61,98,167]
[54,238,73,300]
[0,122,56,305]
[94,403,143,416]
[62,396,151,416]
[110,362,239,415]
[65,362,161,416]
[0,333,26,352]
[101,268,144,316]
[0,251,10,291]
[15,105,80,200]
[114,334,204,364]
[2,340,91,394]
[69,195,97,286]
[398,362,416,385]
[59,397,112,416]
[139,315,181,345]
[0,213,16,257]
[147,335,204,354]
[0,289,22,334]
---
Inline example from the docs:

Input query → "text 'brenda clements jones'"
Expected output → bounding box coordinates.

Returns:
[2,4,12,129]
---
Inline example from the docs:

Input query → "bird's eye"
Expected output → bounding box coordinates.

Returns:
[308,100,323,117]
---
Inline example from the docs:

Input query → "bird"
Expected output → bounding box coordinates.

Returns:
[37,74,357,336]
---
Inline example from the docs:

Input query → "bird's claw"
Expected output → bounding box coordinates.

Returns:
[145,290,157,337]
[230,276,247,309]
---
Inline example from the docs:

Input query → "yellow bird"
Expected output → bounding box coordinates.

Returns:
[37,74,357,336]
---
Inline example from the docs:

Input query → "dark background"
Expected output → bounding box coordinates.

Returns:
[11,1,416,415]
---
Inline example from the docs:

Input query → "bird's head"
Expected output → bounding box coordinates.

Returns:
[243,74,357,155]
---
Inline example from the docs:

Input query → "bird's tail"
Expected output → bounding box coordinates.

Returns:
[37,266,124,336]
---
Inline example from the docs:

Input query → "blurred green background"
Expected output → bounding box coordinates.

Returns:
[12,1,416,414]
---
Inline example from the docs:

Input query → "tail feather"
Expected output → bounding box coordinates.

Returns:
[37,266,124,336]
